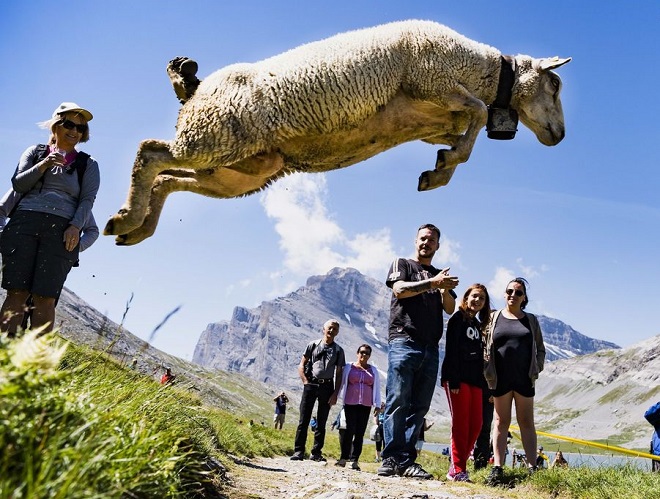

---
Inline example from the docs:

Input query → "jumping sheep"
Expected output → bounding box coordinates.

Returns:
[104,19,570,245]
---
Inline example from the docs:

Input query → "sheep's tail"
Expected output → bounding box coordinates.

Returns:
[167,57,201,104]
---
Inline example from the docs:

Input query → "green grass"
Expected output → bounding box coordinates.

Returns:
[0,331,291,498]
[2,331,660,498]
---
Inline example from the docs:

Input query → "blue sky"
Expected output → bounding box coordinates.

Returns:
[1,1,658,360]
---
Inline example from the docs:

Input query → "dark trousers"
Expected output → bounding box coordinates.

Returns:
[293,382,334,456]
[473,389,494,469]
[340,404,372,461]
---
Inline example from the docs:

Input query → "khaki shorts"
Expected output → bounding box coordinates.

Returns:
[274,413,286,425]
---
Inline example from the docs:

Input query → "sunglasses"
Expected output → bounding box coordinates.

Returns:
[358,350,371,356]
[505,288,524,297]
[59,119,88,134]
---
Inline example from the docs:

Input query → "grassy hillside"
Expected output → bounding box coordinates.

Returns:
[0,330,292,498]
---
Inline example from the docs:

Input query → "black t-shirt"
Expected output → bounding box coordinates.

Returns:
[492,314,534,396]
[386,258,448,345]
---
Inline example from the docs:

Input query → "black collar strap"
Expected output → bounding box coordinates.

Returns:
[492,55,515,108]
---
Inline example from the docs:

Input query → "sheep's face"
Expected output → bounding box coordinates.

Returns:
[513,56,571,146]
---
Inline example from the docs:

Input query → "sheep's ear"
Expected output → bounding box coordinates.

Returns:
[537,56,572,71]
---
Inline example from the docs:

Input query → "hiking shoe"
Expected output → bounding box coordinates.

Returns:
[447,470,471,482]
[401,463,433,479]
[335,459,346,467]
[485,465,504,486]
[377,457,400,476]
[351,461,361,471]
[309,454,326,462]
[289,453,304,461]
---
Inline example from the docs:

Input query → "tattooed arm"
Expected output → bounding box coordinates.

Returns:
[392,268,459,299]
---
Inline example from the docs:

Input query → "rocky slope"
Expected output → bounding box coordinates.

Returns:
[535,334,660,448]
[0,287,277,417]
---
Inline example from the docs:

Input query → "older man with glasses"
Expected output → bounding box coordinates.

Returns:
[290,319,345,462]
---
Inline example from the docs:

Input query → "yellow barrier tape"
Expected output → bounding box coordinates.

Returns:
[510,425,659,461]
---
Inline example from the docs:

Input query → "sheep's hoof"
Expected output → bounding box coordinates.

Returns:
[417,168,456,191]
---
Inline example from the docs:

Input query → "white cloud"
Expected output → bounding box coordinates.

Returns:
[516,258,549,279]
[260,173,397,280]
[488,266,515,308]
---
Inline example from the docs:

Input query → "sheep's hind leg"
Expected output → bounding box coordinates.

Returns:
[104,140,178,236]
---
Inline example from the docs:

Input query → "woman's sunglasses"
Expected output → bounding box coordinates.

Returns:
[358,350,371,356]
[505,288,524,297]
[59,119,88,134]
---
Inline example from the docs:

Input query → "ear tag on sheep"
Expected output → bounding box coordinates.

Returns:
[486,107,518,140]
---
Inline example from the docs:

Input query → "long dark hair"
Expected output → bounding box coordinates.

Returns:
[458,283,491,331]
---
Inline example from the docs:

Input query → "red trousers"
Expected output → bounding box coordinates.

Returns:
[444,382,483,473]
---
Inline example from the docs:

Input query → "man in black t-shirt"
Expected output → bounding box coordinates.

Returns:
[378,223,458,479]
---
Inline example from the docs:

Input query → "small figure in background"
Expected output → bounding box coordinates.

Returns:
[415,418,435,456]
[273,392,289,430]
[160,367,175,385]
[536,446,548,469]
[552,450,568,468]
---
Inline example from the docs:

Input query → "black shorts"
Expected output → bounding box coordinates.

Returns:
[1,210,79,298]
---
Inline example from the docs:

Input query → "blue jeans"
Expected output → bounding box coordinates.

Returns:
[382,338,439,468]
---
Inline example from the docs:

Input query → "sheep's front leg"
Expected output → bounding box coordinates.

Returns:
[418,88,488,191]
[114,171,201,245]
[104,140,178,236]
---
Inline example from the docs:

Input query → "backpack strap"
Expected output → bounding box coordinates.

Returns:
[66,151,90,188]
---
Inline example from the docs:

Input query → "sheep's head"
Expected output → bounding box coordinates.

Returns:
[512,56,571,146]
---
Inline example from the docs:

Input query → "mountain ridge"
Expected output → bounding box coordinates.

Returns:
[193,267,639,442]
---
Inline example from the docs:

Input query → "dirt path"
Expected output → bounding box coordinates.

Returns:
[225,456,520,498]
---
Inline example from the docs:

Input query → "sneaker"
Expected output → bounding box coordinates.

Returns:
[377,457,400,476]
[401,463,433,479]
[485,465,504,486]
[309,454,326,462]
[447,470,471,482]
[335,459,346,467]
[289,453,304,461]
[351,461,361,471]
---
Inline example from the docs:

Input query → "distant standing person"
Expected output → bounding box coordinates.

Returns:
[652,432,660,472]
[273,392,289,430]
[0,103,99,337]
[290,319,345,462]
[373,405,385,462]
[484,278,545,486]
[336,344,381,471]
[441,283,491,482]
[378,223,458,480]
[415,418,435,455]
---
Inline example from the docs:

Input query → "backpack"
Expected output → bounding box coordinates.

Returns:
[9,144,90,217]
[645,401,660,427]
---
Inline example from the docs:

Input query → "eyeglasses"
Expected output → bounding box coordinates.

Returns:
[59,119,88,134]
[358,350,371,356]
[505,288,524,297]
